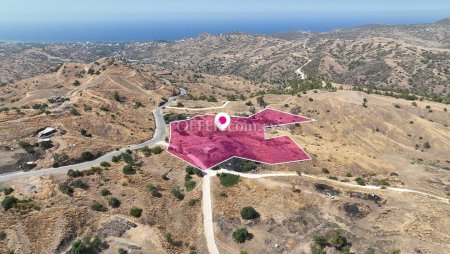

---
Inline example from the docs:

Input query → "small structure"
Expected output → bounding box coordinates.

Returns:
[37,127,57,138]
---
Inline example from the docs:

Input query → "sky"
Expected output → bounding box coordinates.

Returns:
[0,0,449,41]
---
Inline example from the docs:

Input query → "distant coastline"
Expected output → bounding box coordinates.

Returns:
[0,15,448,43]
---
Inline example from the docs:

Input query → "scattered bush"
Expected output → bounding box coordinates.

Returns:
[329,230,348,250]
[59,182,74,196]
[243,161,256,172]
[3,187,14,195]
[0,231,6,241]
[232,228,252,243]
[100,161,111,168]
[70,108,80,116]
[130,207,143,217]
[377,179,390,186]
[151,146,163,154]
[219,192,228,198]
[313,234,328,248]
[240,206,259,220]
[394,104,401,108]
[171,187,185,200]
[188,199,198,206]
[310,243,326,254]
[112,155,120,163]
[321,168,329,174]
[184,180,196,192]
[118,248,128,254]
[108,197,121,208]
[91,201,107,212]
[423,141,431,149]
[67,169,84,178]
[147,184,162,197]
[73,80,81,86]
[100,188,111,196]
[1,196,18,211]
[73,179,89,189]
[309,98,314,102]
[355,177,366,186]
[218,173,240,187]
[69,236,104,254]
[122,165,136,175]
[84,167,102,176]
[80,151,95,162]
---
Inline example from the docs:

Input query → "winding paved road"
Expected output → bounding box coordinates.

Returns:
[0,87,186,183]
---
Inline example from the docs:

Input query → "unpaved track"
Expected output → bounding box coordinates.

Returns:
[0,87,186,183]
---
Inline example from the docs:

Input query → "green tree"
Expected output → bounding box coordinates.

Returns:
[171,187,185,200]
[329,230,348,250]
[0,231,6,241]
[80,151,95,162]
[310,244,326,254]
[312,234,328,248]
[91,201,107,212]
[240,206,259,220]
[184,180,196,192]
[1,196,18,211]
[130,207,143,217]
[3,187,14,195]
[122,165,136,175]
[100,188,111,196]
[108,197,121,208]
[151,146,163,154]
[232,228,252,243]
[147,184,162,197]
[59,182,74,196]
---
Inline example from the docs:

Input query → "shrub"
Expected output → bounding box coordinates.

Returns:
[243,161,256,172]
[100,161,111,168]
[118,248,128,254]
[1,196,18,211]
[423,141,431,149]
[130,207,143,217]
[73,80,81,86]
[240,206,259,220]
[80,151,95,162]
[3,187,14,195]
[100,188,111,196]
[355,177,366,186]
[218,173,240,187]
[73,179,89,189]
[394,104,401,108]
[67,169,84,178]
[377,179,390,186]
[185,173,193,181]
[0,231,6,241]
[219,192,228,198]
[321,168,329,174]
[184,180,196,192]
[80,129,92,137]
[108,197,121,208]
[70,108,80,116]
[390,249,401,254]
[310,243,326,254]
[59,183,74,196]
[122,165,135,175]
[151,146,163,154]
[313,234,328,248]
[91,201,107,212]
[329,230,348,250]
[84,167,102,176]
[171,187,185,200]
[412,101,417,106]
[232,228,252,243]
[122,153,133,164]
[188,199,198,206]
[328,176,338,180]
[185,165,195,175]
[147,184,162,197]
[112,155,120,163]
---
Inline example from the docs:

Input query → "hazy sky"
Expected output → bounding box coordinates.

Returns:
[1,0,450,22]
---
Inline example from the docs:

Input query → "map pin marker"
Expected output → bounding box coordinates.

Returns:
[215,112,231,131]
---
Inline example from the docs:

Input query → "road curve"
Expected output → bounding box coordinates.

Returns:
[0,87,187,183]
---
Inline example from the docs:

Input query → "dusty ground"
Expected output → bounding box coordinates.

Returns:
[0,151,207,254]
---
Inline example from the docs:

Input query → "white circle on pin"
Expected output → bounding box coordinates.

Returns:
[215,112,231,131]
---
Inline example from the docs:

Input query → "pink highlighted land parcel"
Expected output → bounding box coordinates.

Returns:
[167,108,313,170]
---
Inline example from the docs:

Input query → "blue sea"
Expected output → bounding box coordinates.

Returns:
[0,12,448,42]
